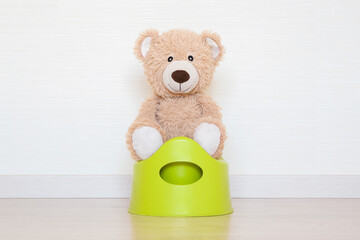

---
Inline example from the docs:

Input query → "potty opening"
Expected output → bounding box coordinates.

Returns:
[159,162,203,185]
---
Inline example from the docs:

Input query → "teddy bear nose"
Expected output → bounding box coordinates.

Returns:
[171,70,190,83]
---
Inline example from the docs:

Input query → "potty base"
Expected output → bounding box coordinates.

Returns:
[128,137,233,217]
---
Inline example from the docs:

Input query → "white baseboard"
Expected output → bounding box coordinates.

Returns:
[0,175,359,198]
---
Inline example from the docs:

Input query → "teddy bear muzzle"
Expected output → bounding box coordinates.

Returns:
[162,60,199,94]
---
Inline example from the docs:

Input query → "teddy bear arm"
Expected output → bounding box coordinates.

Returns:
[193,95,227,158]
[196,95,222,119]
[126,98,165,160]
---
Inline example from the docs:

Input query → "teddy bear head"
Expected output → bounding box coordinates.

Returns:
[134,29,224,97]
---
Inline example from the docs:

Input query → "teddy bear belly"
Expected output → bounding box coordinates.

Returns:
[156,98,202,140]
[159,118,199,140]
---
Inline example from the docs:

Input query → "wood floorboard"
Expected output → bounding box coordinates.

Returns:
[0,199,359,240]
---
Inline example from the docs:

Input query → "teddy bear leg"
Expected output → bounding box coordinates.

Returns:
[132,126,163,160]
[193,122,221,156]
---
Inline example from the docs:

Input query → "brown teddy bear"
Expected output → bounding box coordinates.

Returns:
[127,29,227,160]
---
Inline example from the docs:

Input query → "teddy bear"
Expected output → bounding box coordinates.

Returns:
[126,29,227,160]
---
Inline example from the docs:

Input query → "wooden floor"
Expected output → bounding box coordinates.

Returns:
[0,199,359,240]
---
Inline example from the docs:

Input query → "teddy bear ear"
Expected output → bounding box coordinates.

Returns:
[201,31,224,64]
[134,29,159,62]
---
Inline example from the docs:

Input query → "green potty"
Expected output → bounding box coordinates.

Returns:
[128,137,233,217]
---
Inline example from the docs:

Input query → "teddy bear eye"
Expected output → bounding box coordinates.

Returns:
[168,56,173,62]
[188,55,194,61]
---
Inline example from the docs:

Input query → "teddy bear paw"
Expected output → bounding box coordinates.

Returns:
[132,126,163,160]
[193,122,221,156]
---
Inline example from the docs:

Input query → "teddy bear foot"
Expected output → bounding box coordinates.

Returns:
[132,126,163,160]
[193,122,221,156]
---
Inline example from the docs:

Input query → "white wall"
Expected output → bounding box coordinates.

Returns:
[1,0,360,177]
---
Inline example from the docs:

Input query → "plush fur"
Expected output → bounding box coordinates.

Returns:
[127,29,227,160]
